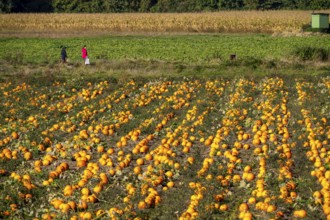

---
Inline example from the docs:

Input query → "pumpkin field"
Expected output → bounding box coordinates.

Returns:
[1,9,330,220]
[0,74,329,220]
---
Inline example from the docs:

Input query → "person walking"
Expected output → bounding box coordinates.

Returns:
[82,45,89,65]
[61,46,67,63]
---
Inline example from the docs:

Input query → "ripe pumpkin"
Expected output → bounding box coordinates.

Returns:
[136,158,144,166]
[293,210,307,218]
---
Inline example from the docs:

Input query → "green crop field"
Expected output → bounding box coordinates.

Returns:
[1,34,330,65]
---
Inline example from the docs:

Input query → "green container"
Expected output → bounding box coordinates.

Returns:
[312,13,329,29]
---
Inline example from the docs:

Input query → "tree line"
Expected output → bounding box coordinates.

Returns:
[1,0,330,13]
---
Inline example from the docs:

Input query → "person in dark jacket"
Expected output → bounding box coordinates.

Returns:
[61,46,67,63]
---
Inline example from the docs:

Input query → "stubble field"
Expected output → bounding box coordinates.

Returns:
[0,10,329,37]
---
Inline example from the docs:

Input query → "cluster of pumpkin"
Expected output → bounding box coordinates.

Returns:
[0,79,224,218]
[115,80,202,217]
[43,80,192,219]
[249,78,295,218]
[0,77,329,219]
[178,79,246,218]
[296,80,330,219]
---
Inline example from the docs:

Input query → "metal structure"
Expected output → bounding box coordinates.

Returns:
[311,13,329,29]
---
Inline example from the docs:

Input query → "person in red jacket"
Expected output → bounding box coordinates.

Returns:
[81,45,89,64]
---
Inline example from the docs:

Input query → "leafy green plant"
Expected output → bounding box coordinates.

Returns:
[4,50,24,64]
[293,46,330,62]
[1,35,330,66]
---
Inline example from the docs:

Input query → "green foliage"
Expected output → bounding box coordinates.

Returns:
[0,0,12,13]
[218,0,244,10]
[10,0,53,12]
[4,50,24,64]
[2,0,330,12]
[139,0,157,12]
[310,0,330,10]
[52,0,94,13]
[293,46,330,62]
[243,0,260,10]
[1,35,330,65]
